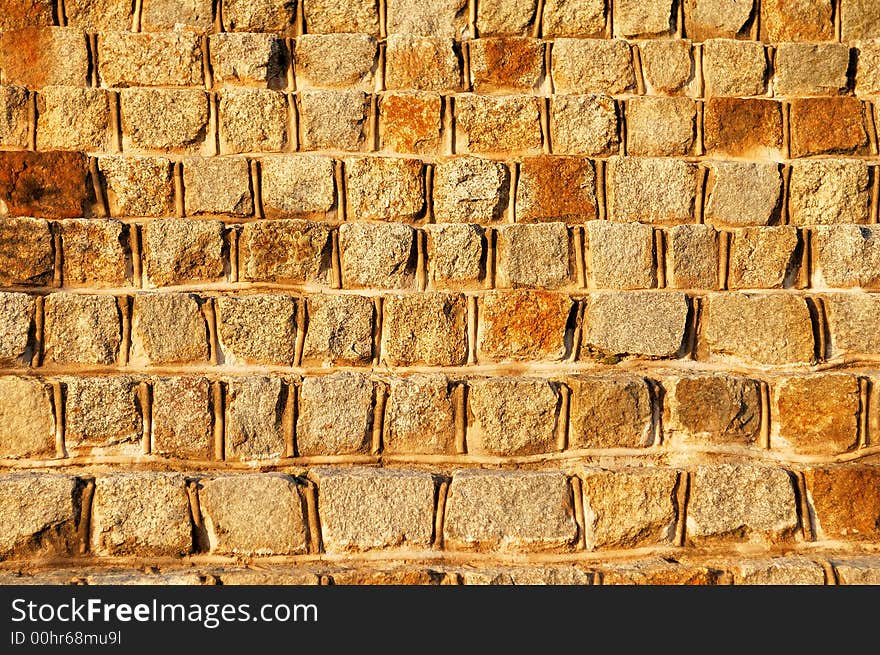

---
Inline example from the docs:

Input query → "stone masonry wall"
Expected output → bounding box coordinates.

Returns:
[2,0,880,585]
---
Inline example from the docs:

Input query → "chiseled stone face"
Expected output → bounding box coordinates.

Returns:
[64,376,142,452]
[384,375,455,455]
[607,156,699,224]
[567,375,653,449]
[774,43,850,96]
[0,292,35,363]
[0,151,92,219]
[141,219,225,287]
[665,374,761,446]
[302,294,374,365]
[788,160,870,226]
[260,155,336,218]
[702,39,767,97]
[59,220,128,288]
[152,377,213,460]
[338,222,416,289]
[774,374,860,455]
[666,224,719,290]
[703,98,784,159]
[219,87,288,154]
[789,97,868,158]
[97,31,203,87]
[131,293,208,365]
[806,467,880,541]
[551,38,636,95]
[813,225,880,289]
[384,35,461,91]
[541,0,605,37]
[625,97,696,156]
[478,290,573,361]
[210,33,288,87]
[425,223,485,288]
[381,293,468,366]
[305,0,380,34]
[225,376,286,461]
[761,0,834,45]
[0,474,80,557]
[469,38,543,92]
[550,94,619,156]
[99,155,174,218]
[183,157,253,217]
[515,156,597,223]
[0,378,54,458]
[379,91,442,155]
[729,557,825,585]
[613,0,674,37]
[216,294,297,366]
[585,220,656,290]
[43,294,121,366]
[238,220,332,285]
[727,226,799,290]
[0,85,30,149]
[704,161,782,227]
[454,94,543,154]
[584,291,689,358]
[432,157,509,223]
[823,293,880,357]
[639,39,693,94]
[344,157,424,221]
[684,0,754,40]
[495,223,572,289]
[297,373,373,456]
[385,0,467,38]
[222,0,295,32]
[295,34,377,91]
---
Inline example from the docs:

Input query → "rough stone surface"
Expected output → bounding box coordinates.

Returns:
[684,0,755,40]
[338,222,416,289]
[0,85,30,148]
[314,468,436,551]
[703,293,814,366]
[64,377,142,451]
[302,294,374,365]
[345,157,424,221]
[222,0,295,32]
[386,0,467,36]
[297,373,373,455]
[238,220,331,285]
[183,157,254,217]
[774,374,859,455]
[97,32,203,87]
[703,98,784,158]
[0,217,53,285]
[0,28,89,88]
[295,34,376,91]
[687,465,799,544]
[260,155,336,217]
[789,97,868,157]
[99,155,174,217]
[639,39,694,95]
[551,39,636,95]
[833,557,880,584]
[379,91,442,155]
[704,162,782,227]
[761,0,834,41]
[0,378,54,458]
[727,226,799,289]
[478,290,573,361]
[702,39,767,97]
[210,33,288,88]
[665,374,761,445]
[813,225,880,288]
[200,474,307,555]
[384,375,455,454]
[298,89,368,152]
[607,156,699,224]
[841,0,880,40]
[667,224,720,289]
[773,42,849,96]
[788,160,870,226]
[425,223,485,288]
[305,0,380,34]
[568,375,653,449]
[585,221,656,290]
[600,560,718,585]
[152,377,213,460]
[856,41,880,96]
[495,223,571,289]
[0,0,54,30]
[0,474,79,557]
[824,293,880,357]
[90,473,191,556]
[142,219,225,287]
[444,470,578,552]
[584,291,689,358]
[550,94,619,156]
[36,86,110,152]
[225,377,286,460]
[432,157,509,222]
[384,35,461,91]
[141,0,213,31]
[132,293,208,365]
[806,467,880,540]
[476,0,538,35]
[219,88,288,154]
[613,0,674,37]
[454,94,542,153]
[515,156,597,222]
[43,294,121,366]
[460,566,593,585]
[59,219,128,288]
[541,0,606,37]
[729,558,825,585]
[0,292,34,364]
[65,0,131,29]
[217,294,296,366]
[626,97,696,156]
[469,38,543,92]
[0,151,92,218]
[382,293,468,366]
[121,88,208,153]
[468,378,559,455]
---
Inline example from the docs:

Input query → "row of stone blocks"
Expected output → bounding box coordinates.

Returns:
[4,0,880,44]
[1,463,878,559]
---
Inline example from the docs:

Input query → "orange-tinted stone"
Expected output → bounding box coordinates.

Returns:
[468,37,544,92]
[515,156,597,222]
[600,560,719,585]
[789,97,868,158]
[704,98,783,158]
[774,374,860,455]
[379,92,442,154]
[806,467,880,540]
[0,27,89,88]
[761,0,834,42]
[0,0,54,30]
[478,290,574,361]
[0,151,92,218]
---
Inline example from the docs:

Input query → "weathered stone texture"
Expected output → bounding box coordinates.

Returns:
[121,89,208,153]
[36,87,110,152]
[515,157,597,223]
[469,38,543,92]
[607,156,699,224]
[217,294,296,366]
[0,28,89,88]
[210,33,288,88]
[339,222,416,289]
[432,157,509,222]
[495,223,572,289]
[806,467,880,540]
[98,32,203,87]
[702,39,767,97]
[298,90,368,152]
[454,94,542,154]
[773,42,849,96]
[813,225,880,289]
[626,97,696,156]
[704,162,782,227]
[665,374,761,446]
[774,374,860,455]
[788,160,870,226]
[684,0,755,40]
[297,373,373,455]
[541,0,606,37]
[727,226,799,289]
[222,0,295,32]
[478,290,573,361]
[0,474,79,557]
[468,378,560,455]
[568,375,653,449]
[639,39,694,95]
[238,220,331,285]
[667,224,720,289]
[379,92,442,155]
[64,376,142,451]
[59,220,127,288]
[0,217,53,286]
[219,88,288,154]
[183,157,254,217]
[824,293,880,357]
[550,94,619,156]
[384,375,455,454]
[789,97,868,157]
[345,157,424,221]
[1,151,92,218]
[302,294,373,365]
[131,293,208,365]
[551,39,636,95]
[0,378,54,458]
[585,221,656,290]
[260,155,336,217]
[43,293,121,366]
[99,155,174,217]
[295,34,377,91]
[761,0,834,42]
[225,377,286,460]
[703,98,784,159]
[584,291,689,358]
[425,224,485,288]
[0,292,34,363]
[385,35,461,91]
[382,293,468,366]
[142,219,225,287]
[152,377,213,460]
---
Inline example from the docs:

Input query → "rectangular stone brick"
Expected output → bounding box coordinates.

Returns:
[664,374,761,446]
[702,39,767,97]
[199,474,307,555]
[425,223,485,288]
[495,223,572,289]
[551,38,636,95]
[121,88,209,154]
[568,374,653,449]
[99,155,174,217]
[613,0,674,37]
[301,294,374,365]
[210,32,288,88]
[599,559,718,585]
[727,226,800,289]
[0,292,35,364]
[541,0,605,37]
[580,468,678,550]
[215,568,320,585]
[550,94,619,156]
[183,157,253,217]
[607,156,699,224]
[773,42,849,96]
[385,35,461,91]
[687,464,799,545]
[584,291,689,358]
[814,224,880,288]
[91,472,191,556]
[314,467,435,552]
[667,224,720,289]
[478,290,574,361]
[298,89,368,151]
[386,0,467,37]
[477,0,538,35]
[774,373,859,455]
[36,86,110,151]
[59,219,128,288]
[0,151,92,218]
[761,0,834,41]
[824,293,880,357]
[345,157,424,221]
[260,155,336,218]
[704,161,782,227]
[43,294,121,366]
[217,294,296,366]
[454,94,542,154]
[432,157,509,222]
[0,27,89,88]
[97,31,203,87]
[295,34,376,91]
[142,219,226,287]
[297,373,373,455]
[384,375,455,455]
[238,220,331,285]
[0,378,54,458]
[833,557,880,584]
[64,376,142,453]
[460,565,593,585]
[0,0,55,30]
[468,377,560,455]
[141,0,213,32]
[305,0,380,34]
[702,293,814,366]
[684,0,755,40]
[469,38,543,92]
[222,0,295,32]
[131,293,208,365]
[585,221,656,290]
[219,88,288,154]
[225,376,286,460]
[626,97,696,156]
[805,466,880,541]
[842,0,880,40]
[789,97,868,158]
[381,293,468,366]
[444,470,578,552]
[0,217,53,286]
[0,474,80,558]
[515,156,597,223]
[788,160,870,226]
[0,85,30,148]
[703,98,784,159]
[856,41,880,96]
[728,557,825,585]
[639,39,695,95]
[66,0,131,29]
[379,91,442,155]
[152,377,213,460]
[338,222,416,289]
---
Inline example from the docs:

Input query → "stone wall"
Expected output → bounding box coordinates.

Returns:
[1,0,880,585]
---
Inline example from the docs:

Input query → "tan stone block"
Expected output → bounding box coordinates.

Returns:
[36,86,109,151]
[0,151,92,218]
[305,0,380,34]
[454,93,542,154]
[444,470,578,552]
[467,378,559,455]
[667,224,719,289]
[774,42,848,96]
[141,0,213,31]
[330,568,449,585]
[222,0,295,32]
[66,0,131,29]
[461,566,593,585]
[639,39,694,95]
[298,89,368,152]
[0,85,30,148]
[217,294,296,366]
[90,472,191,556]
[833,557,880,584]
[599,559,718,585]
[210,33,288,88]
[200,474,307,555]
[121,88,208,153]
[683,0,755,40]
[702,39,767,97]
[703,97,783,158]
[584,291,689,358]
[379,91,442,155]
[295,34,377,91]
[550,94,619,156]
[469,37,543,92]
[297,373,373,455]
[842,0,880,40]
[856,40,880,96]
[478,290,573,361]
[580,468,678,550]
[0,218,53,286]
[568,374,653,448]
[0,28,89,89]
[142,219,225,287]
[790,97,868,157]
[216,568,319,585]
[0,292,34,364]
[687,464,799,544]
[727,226,799,289]
[386,0,467,37]
[219,87,288,154]
[806,466,880,540]
[59,220,127,288]
[0,474,80,557]
[788,159,869,226]
[626,96,696,156]
[665,374,761,446]
[476,0,538,35]
[820,293,880,357]
[607,156,699,224]
[541,0,605,37]
[381,293,468,366]
[385,35,461,91]
[314,467,435,551]
[43,294,121,366]
[99,155,174,217]
[301,294,373,365]
[260,154,336,218]
[432,156,509,222]
[496,223,571,289]
[152,377,213,460]
[761,0,834,41]
[0,0,54,30]
[515,156,597,223]
[0,378,54,458]
[345,157,424,221]
[774,374,859,455]
[585,221,656,290]
[813,225,880,288]
[704,161,782,227]
[238,220,331,285]
[131,293,208,365]
[551,38,635,95]
[730,557,825,585]
[97,31,202,87]
[225,376,286,460]
[183,157,253,217]
[338,222,416,289]
[425,223,485,288]
[384,375,454,454]
[702,292,814,366]
[613,0,674,37]
[64,376,142,453]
